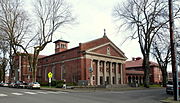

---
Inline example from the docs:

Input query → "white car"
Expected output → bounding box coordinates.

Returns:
[27,82,40,89]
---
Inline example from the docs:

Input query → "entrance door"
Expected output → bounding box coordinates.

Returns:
[100,76,103,85]
[106,77,109,84]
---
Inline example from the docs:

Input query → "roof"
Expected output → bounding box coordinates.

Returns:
[125,57,159,68]
[53,39,69,43]
[38,55,46,59]
[38,46,79,59]
[39,35,127,59]
[80,36,126,55]
[80,36,111,51]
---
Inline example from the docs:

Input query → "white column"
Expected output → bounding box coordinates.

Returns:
[110,62,113,85]
[97,60,100,85]
[115,63,119,84]
[90,59,93,86]
[103,61,107,85]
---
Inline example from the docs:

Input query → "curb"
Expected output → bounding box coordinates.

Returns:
[40,87,164,93]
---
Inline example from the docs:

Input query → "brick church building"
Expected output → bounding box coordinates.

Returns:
[10,32,128,86]
[38,34,127,85]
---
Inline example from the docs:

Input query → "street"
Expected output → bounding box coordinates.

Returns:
[0,87,169,103]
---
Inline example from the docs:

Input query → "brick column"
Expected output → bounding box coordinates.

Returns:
[103,61,107,85]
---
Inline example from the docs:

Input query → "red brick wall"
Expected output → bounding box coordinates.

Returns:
[122,64,126,84]
[55,41,68,53]
[151,67,162,83]
[84,59,91,80]
[91,44,124,57]
[38,47,83,83]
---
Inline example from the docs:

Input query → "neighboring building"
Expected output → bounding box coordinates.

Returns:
[125,57,162,84]
[10,32,127,86]
[9,53,45,83]
[167,72,180,81]
[38,34,127,86]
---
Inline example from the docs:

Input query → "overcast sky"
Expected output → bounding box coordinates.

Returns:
[28,0,141,60]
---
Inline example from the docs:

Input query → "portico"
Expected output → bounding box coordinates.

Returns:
[86,53,126,86]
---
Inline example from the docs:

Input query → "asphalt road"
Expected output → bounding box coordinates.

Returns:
[0,87,170,103]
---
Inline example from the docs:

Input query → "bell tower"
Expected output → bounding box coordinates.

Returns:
[53,40,69,53]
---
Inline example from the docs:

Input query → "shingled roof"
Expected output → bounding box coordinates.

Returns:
[80,36,111,51]
[125,57,159,68]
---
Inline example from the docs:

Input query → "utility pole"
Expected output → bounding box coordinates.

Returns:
[168,0,179,101]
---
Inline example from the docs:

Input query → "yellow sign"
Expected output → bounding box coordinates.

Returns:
[48,72,53,78]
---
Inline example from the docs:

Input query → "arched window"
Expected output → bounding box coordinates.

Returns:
[52,66,55,80]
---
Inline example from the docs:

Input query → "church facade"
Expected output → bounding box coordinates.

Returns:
[37,34,127,85]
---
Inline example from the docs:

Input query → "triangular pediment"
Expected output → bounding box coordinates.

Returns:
[86,42,127,59]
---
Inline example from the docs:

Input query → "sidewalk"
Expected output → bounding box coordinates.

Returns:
[41,86,163,93]
[160,97,180,103]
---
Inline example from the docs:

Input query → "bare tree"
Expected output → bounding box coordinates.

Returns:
[0,0,75,82]
[0,0,31,81]
[0,36,8,82]
[151,30,171,87]
[13,0,75,82]
[113,0,180,87]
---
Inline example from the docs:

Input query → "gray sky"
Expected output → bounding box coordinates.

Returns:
[34,0,142,60]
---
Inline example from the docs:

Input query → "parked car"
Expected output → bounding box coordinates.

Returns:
[3,83,9,87]
[9,82,16,88]
[0,83,4,87]
[14,81,24,88]
[22,83,28,88]
[27,82,40,89]
[166,81,180,94]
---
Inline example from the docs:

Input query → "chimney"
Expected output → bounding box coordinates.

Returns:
[132,57,136,61]
[53,39,69,53]
[136,57,142,60]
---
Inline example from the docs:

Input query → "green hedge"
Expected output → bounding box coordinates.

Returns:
[40,82,48,86]
[40,80,77,88]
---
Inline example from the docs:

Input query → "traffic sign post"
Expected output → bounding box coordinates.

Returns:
[48,72,53,78]
[48,72,53,88]
[48,78,51,88]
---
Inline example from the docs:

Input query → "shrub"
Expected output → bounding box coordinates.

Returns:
[56,83,63,88]
[51,80,64,88]
[66,82,77,86]
[40,82,48,86]
[51,80,57,86]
